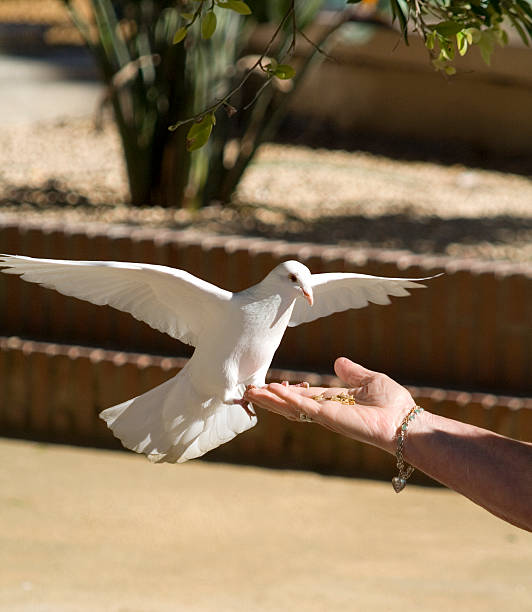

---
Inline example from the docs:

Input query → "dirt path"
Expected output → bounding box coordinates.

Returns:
[0,437,530,612]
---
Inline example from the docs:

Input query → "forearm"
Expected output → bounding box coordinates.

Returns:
[403,411,532,531]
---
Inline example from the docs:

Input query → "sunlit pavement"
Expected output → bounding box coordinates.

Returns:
[0,437,530,612]
[0,49,102,125]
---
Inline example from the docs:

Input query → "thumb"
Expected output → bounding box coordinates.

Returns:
[334,357,376,387]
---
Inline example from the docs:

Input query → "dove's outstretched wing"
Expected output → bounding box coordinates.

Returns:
[289,273,441,327]
[0,255,231,346]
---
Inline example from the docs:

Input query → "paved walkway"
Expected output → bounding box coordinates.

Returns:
[0,47,102,125]
[0,437,530,612]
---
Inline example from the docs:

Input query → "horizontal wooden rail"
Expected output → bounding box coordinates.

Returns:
[1,336,530,480]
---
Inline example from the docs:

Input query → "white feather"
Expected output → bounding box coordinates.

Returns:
[0,254,230,346]
[288,272,440,327]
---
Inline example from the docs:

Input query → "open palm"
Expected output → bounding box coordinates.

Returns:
[244,358,416,454]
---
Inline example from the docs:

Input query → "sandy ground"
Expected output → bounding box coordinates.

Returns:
[0,437,530,612]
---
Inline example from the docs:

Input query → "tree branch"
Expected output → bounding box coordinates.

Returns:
[168,0,296,132]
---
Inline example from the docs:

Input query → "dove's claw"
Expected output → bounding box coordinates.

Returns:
[242,401,256,419]
[233,397,257,419]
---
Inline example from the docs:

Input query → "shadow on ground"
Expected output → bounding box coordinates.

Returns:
[201,202,532,256]
[0,23,98,81]
[0,180,90,208]
[2,181,531,257]
[280,115,532,178]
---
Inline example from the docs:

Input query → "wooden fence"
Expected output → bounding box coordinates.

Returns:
[2,336,530,481]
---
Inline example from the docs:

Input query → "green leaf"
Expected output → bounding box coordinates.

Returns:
[456,31,468,56]
[478,32,494,65]
[516,0,532,18]
[180,12,194,20]
[201,11,217,40]
[173,27,188,45]
[445,65,457,76]
[508,15,530,46]
[390,0,409,44]
[464,27,481,44]
[433,21,463,36]
[501,29,509,46]
[186,114,215,152]
[479,45,492,65]
[216,0,252,15]
[431,57,446,71]
[494,28,509,46]
[273,64,296,79]
[439,39,455,61]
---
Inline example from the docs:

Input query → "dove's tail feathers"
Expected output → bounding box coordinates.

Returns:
[99,367,257,464]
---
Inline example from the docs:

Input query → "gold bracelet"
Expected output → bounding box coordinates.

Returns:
[392,405,423,493]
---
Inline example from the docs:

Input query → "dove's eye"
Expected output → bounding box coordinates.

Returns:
[288,273,297,283]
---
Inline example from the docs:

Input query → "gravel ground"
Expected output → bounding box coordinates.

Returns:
[0,0,70,25]
[1,116,531,262]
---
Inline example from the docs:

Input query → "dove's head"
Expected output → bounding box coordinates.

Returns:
[272,260,313,306]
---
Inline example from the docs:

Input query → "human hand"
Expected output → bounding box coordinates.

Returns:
[243,357,416,454]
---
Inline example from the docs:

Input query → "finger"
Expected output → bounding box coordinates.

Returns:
[334,357,377,387]
[244,386,294,417]
[266,383,321,420]
[248,389,301,421]
[261,384,331,398]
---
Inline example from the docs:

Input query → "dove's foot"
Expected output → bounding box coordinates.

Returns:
[233,397,256,420]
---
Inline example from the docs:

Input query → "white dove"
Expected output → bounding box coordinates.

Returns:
[0,254,438,463]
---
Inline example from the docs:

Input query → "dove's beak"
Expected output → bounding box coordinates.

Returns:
[301,285,313,306]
